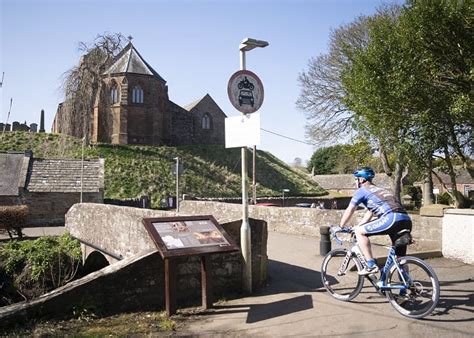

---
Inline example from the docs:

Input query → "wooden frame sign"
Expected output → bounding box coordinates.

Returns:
[142,215,239,258]
[143,215,240,315]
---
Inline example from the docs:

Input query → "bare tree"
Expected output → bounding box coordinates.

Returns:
[296,15,371,145]
[59,33,126,144]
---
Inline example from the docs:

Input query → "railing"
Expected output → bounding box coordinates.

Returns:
[104,196,151,209]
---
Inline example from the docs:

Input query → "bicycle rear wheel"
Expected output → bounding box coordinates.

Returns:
[321,248,364,301]
[386,256,440,319]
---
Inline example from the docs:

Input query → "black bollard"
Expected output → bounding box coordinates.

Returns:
[320,226,331,256]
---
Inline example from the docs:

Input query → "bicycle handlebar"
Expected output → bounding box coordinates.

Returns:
[330,225,355,245]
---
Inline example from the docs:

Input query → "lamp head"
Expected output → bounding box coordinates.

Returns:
[240,38,269,51]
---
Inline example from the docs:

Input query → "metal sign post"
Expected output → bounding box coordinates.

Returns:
[227,37,268,294]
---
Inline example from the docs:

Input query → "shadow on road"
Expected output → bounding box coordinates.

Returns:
[245,294,313,323]
[424,278,474,323]
[182,260,319,323]
[201,294,314,324]
[261,259,324,294]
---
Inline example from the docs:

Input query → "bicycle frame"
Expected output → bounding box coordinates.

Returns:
[339,243,410,292]
[376,246,410,291]
[368,246,410,292]
[338,244,369,276]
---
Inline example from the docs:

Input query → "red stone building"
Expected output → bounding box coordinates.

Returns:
[53,43,226,146]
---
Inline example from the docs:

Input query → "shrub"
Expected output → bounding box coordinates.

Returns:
[0,205,28,238]
[437,192,453,205]
[0,233,82,305]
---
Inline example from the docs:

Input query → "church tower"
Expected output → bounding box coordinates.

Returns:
[92,42,170,145]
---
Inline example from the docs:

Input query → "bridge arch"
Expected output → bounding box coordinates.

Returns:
[82,250,110,275]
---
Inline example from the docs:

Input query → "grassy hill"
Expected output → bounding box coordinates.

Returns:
[0,132,325,207]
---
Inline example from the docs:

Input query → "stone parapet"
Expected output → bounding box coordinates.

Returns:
[180,200,443,251]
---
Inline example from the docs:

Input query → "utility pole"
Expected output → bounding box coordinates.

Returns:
[174,157,180,212]
[1,98,13,140]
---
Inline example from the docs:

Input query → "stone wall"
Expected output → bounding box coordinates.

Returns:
[180,200,342,237]
[169,101,194,145]
[0,194,103,227]
[189,94,226,145]
[0,196,21,206]
[65,203,267,292]
[409,213,443,251]
[0,250,164,327]
[180,200,443,251]
[27,193,103,226]
[0,204,268,326]
[442,209,473,264]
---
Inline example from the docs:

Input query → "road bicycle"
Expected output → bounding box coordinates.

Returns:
[320,226,440,319]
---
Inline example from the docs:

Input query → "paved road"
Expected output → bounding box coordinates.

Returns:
[0,226,65,240]
[179,231,474,337]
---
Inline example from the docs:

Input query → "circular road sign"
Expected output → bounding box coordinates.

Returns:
[227,70,264,114]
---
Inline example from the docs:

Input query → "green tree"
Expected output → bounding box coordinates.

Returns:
[308,141,375,175]
[342,9,410,201]
[399,0,473,207]
[343,1,472,205]
[308,145,344,174]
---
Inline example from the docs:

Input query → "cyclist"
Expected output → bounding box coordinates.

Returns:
[340,167,412,275]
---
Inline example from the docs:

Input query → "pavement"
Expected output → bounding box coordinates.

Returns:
[2,228,473,337]
[0,226,65,240]
[177,231,474,337]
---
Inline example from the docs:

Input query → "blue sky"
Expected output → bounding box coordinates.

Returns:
[1,0,399,163]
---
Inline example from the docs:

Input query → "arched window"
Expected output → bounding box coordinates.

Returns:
[132,86,144,104]
[202,114,211,130]
[110,84,119,104]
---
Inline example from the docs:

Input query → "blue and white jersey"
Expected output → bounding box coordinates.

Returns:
[350,185,406,217]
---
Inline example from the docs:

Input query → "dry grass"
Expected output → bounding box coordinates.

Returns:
[1,311,178,336]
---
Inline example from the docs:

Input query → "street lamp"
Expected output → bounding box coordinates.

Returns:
[282,189,290,207]
[239,37,268,294]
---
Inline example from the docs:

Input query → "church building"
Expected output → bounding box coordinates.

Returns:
[53,42,226,146]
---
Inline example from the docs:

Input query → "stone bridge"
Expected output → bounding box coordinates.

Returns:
[65,202,269,294]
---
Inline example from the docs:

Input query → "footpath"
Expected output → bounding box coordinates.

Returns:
[178,231,474,337]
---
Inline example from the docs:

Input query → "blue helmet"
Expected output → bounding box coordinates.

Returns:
[353,167,375,181]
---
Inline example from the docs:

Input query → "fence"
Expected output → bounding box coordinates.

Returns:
[104,196,151,209]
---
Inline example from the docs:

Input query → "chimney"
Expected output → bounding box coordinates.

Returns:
[39,109,45,133]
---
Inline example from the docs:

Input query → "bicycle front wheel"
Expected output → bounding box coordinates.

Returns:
[386,256,440,319]
[321,248,364,301]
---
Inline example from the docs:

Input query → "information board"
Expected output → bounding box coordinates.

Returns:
[142,215,239,258]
